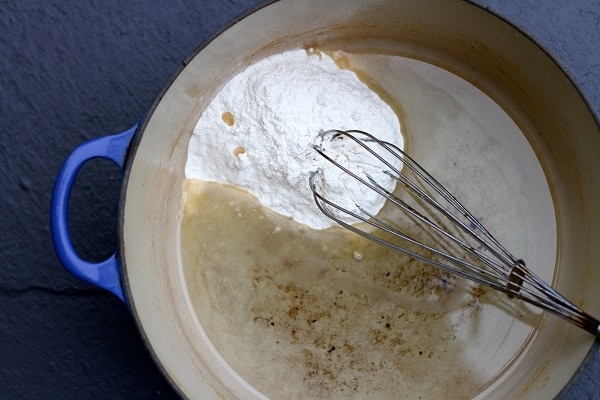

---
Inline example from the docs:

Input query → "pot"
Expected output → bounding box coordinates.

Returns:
[51,0,600,398]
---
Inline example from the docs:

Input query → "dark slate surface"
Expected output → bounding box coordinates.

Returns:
[0,1,598,399]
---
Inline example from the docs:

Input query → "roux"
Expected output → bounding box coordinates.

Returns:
[181,50,556,399]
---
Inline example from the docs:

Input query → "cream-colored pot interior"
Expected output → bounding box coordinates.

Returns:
[121,0,600,398]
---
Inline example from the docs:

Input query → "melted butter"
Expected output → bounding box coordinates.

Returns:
[233,146,245,157]
[182,180,483,399]
[222,111,235,126]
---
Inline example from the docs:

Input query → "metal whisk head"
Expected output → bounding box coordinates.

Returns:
[309,129,599,336]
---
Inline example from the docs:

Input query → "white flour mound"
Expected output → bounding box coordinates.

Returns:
[185,49,403,229]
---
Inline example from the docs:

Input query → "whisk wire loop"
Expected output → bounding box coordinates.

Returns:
[310,129,600,336]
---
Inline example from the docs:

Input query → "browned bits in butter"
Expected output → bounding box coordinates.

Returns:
[233,146,245,157]
[222,111,235,126]
[182,181,482,399]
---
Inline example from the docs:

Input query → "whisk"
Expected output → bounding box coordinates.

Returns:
[309,129,600,337]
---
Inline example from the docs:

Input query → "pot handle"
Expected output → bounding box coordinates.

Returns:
[51,124,138,303]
